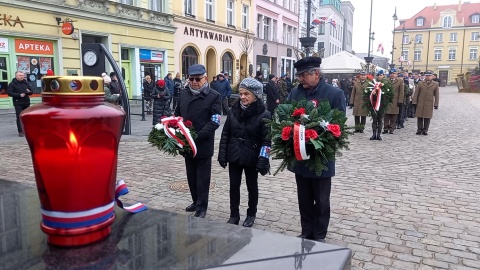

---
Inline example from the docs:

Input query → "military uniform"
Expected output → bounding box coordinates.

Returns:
[412,74,439,135]
[350,79,369,132]
[384,76,404,134]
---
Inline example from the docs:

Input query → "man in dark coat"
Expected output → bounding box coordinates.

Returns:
[255,71,263,83]
[109,72,123,106]
[172,72,183,110]
[215,73,232,115]
[287,57,346,242]
[264,74,279,116]
[7,71,32,137]
[285,72,293,93]
[175,64,222,218]
[151,79,172,125]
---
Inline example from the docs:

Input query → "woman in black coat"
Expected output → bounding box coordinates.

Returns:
[218,78,271,228]
[151,79,172,125]
[143,75,154,114]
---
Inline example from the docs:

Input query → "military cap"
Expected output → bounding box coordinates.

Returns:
[376,70,384,76]
[188,64,206,76]
[425,70,434,76]
[294,57,322,74]
[390,68,397,73]
[359,71,367,75]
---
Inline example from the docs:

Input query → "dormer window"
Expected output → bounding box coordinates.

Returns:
[416,18,424,26]
[472,14,480,23]
[443,16,453,28]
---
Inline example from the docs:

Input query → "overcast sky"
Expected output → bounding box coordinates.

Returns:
[349,0,479,59]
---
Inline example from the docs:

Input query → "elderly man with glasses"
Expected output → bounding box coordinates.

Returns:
[175,64,222,219]
[287,57,346,242]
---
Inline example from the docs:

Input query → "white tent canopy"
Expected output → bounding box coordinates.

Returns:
[321,51,385,74]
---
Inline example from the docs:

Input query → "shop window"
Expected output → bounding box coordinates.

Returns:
[16,55,55,94]
[0,57,8,94]
[222,52,233,77]
[182,46,198,79]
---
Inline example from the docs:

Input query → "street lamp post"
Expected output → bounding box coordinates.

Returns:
[367,0,374,58]
[412,37,417,72]
[400,26,406,69]
[299,0,316,57]
[391,9,397,67]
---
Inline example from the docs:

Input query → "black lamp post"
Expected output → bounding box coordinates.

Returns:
[367,0,374,58]
[391,9,397,66]
[400,26,406,69]
[299,0,316,57]
[412,37,417,72]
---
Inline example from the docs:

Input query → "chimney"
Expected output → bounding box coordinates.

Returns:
[458,0,462,12]
[434,3,437,10]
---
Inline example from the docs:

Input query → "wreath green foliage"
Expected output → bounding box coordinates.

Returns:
[265,99,351,176]
[148,123,197,157]
[362,79,395,116]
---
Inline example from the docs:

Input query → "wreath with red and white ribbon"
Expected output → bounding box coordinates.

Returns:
[362,78,394,116]
[148,116,197,157]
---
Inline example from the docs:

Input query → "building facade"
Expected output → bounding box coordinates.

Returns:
[393,2,480,85]
[341,1,354,53]
[0,0,175,108]
[172,0,255,85]
[254,0,299,79]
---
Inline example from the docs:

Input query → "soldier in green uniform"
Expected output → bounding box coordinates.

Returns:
[383,68,404,134]
[277,74,289,103]
[349,71,369,132]
[412,70,439,135]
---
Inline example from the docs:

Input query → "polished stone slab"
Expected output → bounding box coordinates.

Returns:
[0,179,351,270]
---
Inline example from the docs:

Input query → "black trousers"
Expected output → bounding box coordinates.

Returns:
[14,104,30,132]
[417,117,431,132]
[372,111,384,132]
[354,116,366,131]
[221,97,230,115]
[407,101,415,117]
[185,156,212,212]
[228,163,259,217]
[396,104,405,126]
[384,114,398,131]
[295,175,332,239]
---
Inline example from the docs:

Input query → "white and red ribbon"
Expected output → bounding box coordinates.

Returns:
[293,122,310,161]
[160,116,197,157]
[115,180,148,213]
[370,82,383,111]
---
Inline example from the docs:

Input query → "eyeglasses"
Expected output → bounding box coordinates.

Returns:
[189,77,204,82]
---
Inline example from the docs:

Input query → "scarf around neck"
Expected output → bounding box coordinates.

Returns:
[189,82,209,95]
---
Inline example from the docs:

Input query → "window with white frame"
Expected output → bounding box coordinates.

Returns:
[472,32,479,41]
[121,0,134,5]
[293,0,297,13]
[242,5,249,29]
[450,32,457,42]
[287,25,292,45]
[414,50,421,61]
[434,49,442,60]
[443,16,453,28]
[256,14,262,38]
[318,21,325,35]
[206,0,214,21]
[470,47,478,60]
[435,33,443,42]
[293,27,297,45]
[151,0,164,12]
[272,20,277,42]
[184,0,194,16]
[416,18,424,26]
[227,0,234,26]
[472,14,480,23]
[402,35,410,44]
[448,48,456,60]
[415,34,423,43]
[263,17,270,40]
[401,50,408,61]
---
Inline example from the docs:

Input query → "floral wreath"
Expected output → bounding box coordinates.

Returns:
[148,116,197,156]
[266,99,350,176]
[362,74,394,116]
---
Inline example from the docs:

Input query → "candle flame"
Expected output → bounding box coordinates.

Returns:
[68,131,79,155]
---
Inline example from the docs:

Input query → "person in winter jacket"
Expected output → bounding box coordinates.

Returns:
[264,74,279,116]
[277,74,289,103]
[102,73,119,105]
[210,76,218,91]
[218,77,271,228]
[175,64,222,219]
[172,72,183,110]
[216,73,232,115]
[143,75,154,114]
[7,71,33,137]
[151,79,172,125]
[164,73,175,96]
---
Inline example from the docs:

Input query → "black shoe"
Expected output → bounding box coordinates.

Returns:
[400,124,405,128]
[370,134,376,140]
[227,217,240,225]
[382,130,388,134]
[242,216,255,227]
[389,130,394,134]
[359,130,364,133]
[297,234,312,239]
[376,134,382,141]
[422,131,428,135]
[416,131,422,135]
[397,125,402,129]
[18,131,24,137]
[185,203,196,212]
[194,211,206,218]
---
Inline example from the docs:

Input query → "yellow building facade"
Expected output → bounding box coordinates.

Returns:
[393,2,480,85]
[0,0,175,108]
[173,0,255,85]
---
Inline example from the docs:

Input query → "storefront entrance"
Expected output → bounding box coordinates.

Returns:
[181,46,198,80]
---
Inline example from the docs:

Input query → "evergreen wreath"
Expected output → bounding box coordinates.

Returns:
[362,75,394,116]
[265,99,351,176]
[148,117,197,156]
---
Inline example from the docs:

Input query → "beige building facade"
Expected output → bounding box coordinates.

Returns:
[393,2,480,85]
[0,0,175,108]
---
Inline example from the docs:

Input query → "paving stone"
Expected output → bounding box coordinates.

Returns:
[373,256,393,266]
[421,259,449,269]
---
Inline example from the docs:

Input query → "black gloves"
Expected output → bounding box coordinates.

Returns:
[219,161,227,169]
[256,157,270,176]
[434,106,438,109]
[397,102,403,107]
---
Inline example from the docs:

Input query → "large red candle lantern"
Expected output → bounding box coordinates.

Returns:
[20,76,125,247]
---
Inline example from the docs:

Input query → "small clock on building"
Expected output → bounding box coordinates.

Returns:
[83,50,98,66]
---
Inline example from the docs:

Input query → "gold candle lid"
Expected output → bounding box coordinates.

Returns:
[41,76,105,95]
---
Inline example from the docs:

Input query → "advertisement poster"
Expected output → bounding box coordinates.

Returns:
[17,56,30,73]
[39,57,52,75]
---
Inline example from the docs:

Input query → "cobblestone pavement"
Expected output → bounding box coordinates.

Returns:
[1,86,479,269]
